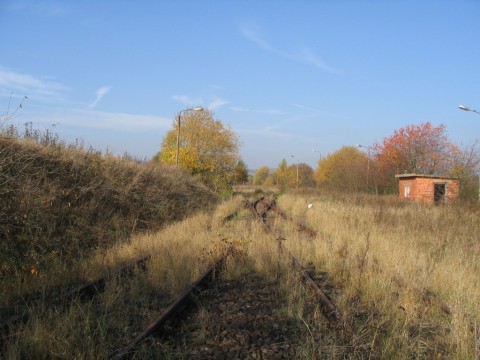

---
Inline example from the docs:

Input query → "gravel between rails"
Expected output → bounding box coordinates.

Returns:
[137,271,303,359]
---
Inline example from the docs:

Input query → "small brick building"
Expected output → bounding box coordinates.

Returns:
[395,174,460,205]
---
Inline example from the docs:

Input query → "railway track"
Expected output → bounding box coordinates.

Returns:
[109,198,348,359]
[2,196,453,358]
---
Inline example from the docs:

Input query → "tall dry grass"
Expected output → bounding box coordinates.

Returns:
[277,192,480,359]
[4,175,479,359]
[3,210,229,359]
[0,129,215,305]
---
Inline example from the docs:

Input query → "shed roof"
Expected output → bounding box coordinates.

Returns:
[395,173,458,180]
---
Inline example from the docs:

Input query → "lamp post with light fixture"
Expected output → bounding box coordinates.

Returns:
[176,107,204,166]
[312,149,322,162]
[291,155,299,187]
[459,104,480,115]
[458,104,480,200]
[356,144,372,190]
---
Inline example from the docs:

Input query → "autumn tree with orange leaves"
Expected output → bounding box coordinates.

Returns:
[372,122,460,192]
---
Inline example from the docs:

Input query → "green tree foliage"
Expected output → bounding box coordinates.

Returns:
[315,146,368,191]
[253,166,270,185]
[154,109,241,190]
[297,163,316,187]
[232,160,249,184]
[276,158,296,187]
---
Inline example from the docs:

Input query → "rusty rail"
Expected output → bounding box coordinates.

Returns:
[245,199,347,330]
[268,201,318,238]
[113,251,230,360]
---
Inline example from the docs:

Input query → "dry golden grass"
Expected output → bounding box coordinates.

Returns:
[0,131,215,304]
[4,186,480,359]
[3,211,227,358]
[277,192,480,359]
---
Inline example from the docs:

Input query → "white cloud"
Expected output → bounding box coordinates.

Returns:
[173,94,229,111]
[240,24,337,73]
[27,108,172,132]
[0,67,68,101]
[172,94,202,107]
[230,107,282,115]
[209,84,225,90]
[88,86,111,109]
[208,97,229,110]
[8,2,69,17]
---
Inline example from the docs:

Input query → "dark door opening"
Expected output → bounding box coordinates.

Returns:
[434,183,446,204]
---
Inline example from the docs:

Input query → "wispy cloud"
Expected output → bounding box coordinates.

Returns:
[0,67,68,101]
[292,103,323,113]
[31,108,172,132]
[88,86,111,109]
[208,97,229,110]
[173,94,229,111]
[8,1,69,17]
[240,24,337,73]
[293,103,347,120]
[209,84,225,91]
[172,94,202,107]
[231,107,282,115]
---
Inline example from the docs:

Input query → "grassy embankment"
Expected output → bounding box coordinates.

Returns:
[0,129,216,303]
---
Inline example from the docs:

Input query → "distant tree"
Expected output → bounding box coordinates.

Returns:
[315,146,368,191]
[449,140,480,199]
[373,122,460,192]
[232,160,249,184]
[276,158,296,187]
[263,174,276,186]
[298,163,316,187]
[154,109,240,190]
[253,166,270,185]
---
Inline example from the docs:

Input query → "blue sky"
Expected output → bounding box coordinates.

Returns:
[0,1,479,169]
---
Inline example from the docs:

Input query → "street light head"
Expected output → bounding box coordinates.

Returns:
[459,105,471,111]
[193,107,204,111]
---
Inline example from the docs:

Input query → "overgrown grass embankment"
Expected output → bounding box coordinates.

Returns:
[0,131,216,301]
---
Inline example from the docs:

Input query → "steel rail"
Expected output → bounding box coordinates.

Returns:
[244,200,348,330]
[112,250,230,360]
[268,201,318,238]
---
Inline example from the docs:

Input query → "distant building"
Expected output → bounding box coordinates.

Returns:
[395,174,460,205]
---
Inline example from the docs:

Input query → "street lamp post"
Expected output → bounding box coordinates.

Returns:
[459,104,480,115]
[356,144,372,190]
[291,155,299,187]
[312,149,322,161]
[458,104,480,200]
[176,107,204,166]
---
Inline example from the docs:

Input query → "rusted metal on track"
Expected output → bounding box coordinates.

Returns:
[245,199,348,330]
[1,255,150,338]
[269,202,318,238]
[112,251,230,360]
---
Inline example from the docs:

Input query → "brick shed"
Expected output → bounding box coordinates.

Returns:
[395,174,460,205]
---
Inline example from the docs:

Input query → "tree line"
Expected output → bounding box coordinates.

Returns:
[153,112,479,199]
[253,122,480,199]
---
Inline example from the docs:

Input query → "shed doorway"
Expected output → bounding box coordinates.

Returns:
[434,183,446,204]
